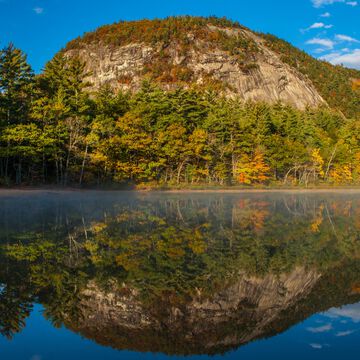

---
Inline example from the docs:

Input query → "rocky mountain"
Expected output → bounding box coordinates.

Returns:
[62,17,332,110]
[65,264,360,355]
[65,267,321,354]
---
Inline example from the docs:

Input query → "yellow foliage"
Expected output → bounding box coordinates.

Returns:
[352,152,360,181]
[189,229,207,254]
[311,148,325,178]
[310,204,324,233]
[329,164,353,184]
[91,222,107,233]
[116,253,136,271]
[351,78,360,91]
[89,151,107,165]
[235,150,270,184]
[187,129,209,158]
[311,217,322,233]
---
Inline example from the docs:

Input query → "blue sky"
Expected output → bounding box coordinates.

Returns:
[0,0,359,73]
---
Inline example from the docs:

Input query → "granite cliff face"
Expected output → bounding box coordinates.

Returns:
[66,267,321,355]
[64,21,325,110]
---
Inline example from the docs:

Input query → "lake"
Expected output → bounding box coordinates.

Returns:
[0,190,359,359]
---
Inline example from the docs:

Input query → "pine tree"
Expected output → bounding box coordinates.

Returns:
[0,43,34,182]
[0,43,34,126]
[32,55,93,185]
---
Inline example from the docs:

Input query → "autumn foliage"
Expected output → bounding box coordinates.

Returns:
[1,17,360,187]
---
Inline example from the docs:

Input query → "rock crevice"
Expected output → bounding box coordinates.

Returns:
[65,25,326,110]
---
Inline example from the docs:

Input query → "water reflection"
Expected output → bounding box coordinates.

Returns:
[0,191,360,356]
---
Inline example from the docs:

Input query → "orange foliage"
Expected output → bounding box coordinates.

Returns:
[351,78,360,91]
[65,17,248,51]
[236,150,270,184]
[351,284,360,294]
[329,164,352,184]
[310,204,324,233]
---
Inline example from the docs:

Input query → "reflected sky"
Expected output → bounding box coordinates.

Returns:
[1,302,359,360]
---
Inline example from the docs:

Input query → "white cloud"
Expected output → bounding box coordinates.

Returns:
[320,12,332,16]
[326,303,360,322]
[307,37,335,49]
[33,7,44,15]
[307,323,333,333]
[336,330,356,337]
[301,22,333,33]
[310,22,328,29]
[309,343,323,349]
[314,47,328,53]
[312,22,333,29]
[335,34,360,42]
[312,0,344,7]
[312,0,358,6]
[332,50,360,68]
[320,51,343,60]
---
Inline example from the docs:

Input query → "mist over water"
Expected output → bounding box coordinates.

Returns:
[0,191,360,359]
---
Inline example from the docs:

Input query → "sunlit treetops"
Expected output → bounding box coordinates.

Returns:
[1,17,360,187]
[64,16,261,86]
[64,16,360,120]
[65,16,247,50]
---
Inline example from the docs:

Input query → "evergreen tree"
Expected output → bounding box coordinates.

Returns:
[0,43,34,126]
[0,43,34,183]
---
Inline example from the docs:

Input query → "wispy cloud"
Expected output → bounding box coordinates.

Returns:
[33,7,44,15]
[310,22,329,29]
[326,304,360,322]
[302,22,333,33]
[335,330,356,337]
[320,11,332,16]
[335,34,360,42]
[313,22,333,29]
[312,0,344,7]
[314,48,328,53]
[309,343,323,349]
[321,48,360,69]
[312,0,358,6]
[307,37,335,49]
[307,324,333,333]
[307,34,360,66]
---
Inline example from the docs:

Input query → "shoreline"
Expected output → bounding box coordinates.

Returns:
[3,186,360,195]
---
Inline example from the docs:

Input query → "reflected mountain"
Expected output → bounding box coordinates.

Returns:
[1,192,360,355]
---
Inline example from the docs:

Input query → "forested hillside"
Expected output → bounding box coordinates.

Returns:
[262,33,360,119]
[61,16,325,109]
[0,17,359,187]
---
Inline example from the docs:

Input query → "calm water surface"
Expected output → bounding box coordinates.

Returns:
[0,191,360,359]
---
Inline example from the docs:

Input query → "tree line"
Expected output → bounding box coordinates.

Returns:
[1,43,360,187]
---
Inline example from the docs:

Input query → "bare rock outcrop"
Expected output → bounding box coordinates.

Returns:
[66,267,321,354]
[65,25,325,110]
